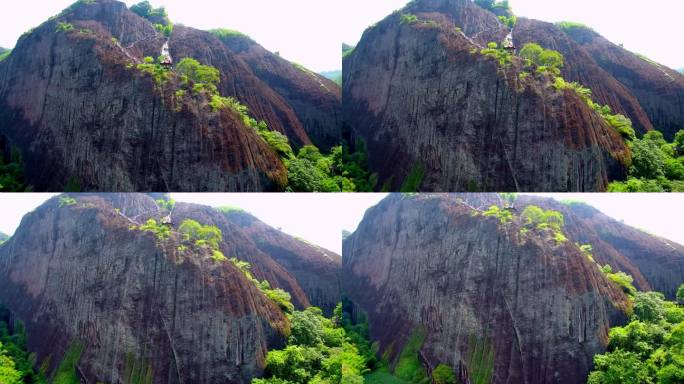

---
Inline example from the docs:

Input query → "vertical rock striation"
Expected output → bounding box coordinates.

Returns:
[343,194,631,383]
[344,3,630,191]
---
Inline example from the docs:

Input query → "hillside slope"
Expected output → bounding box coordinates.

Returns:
[343,0,631,192]
[0,194,341,383]
[560,26,684,140]
[343,194,632,383]
[0,0,340,191]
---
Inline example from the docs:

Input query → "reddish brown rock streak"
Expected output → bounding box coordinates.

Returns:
[343,194,634,384]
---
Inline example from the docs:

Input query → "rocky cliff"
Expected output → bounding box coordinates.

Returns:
[217,34,342,151]
[226,210,342,315]
[557,200,684,299]
[343,0,630,192]
[559,26,684,140]
[0,193,341,383]
[0,0,339,191]
[343,194,634,383]
[513,19,655,135]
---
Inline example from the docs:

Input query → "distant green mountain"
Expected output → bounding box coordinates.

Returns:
[0,232,8,244]
[0,47,6,53]
[320,70,342,85]
[679,68,684,74]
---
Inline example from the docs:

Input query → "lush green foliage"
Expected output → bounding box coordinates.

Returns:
[498,15,517,28]
[677,285,684,304]
[0,149,28,192]
[480,42,514,67]
[521,205,567,244]
[52,342,84,384]
[588,289,684,383]
[600,264,637,297]
[394,329,430,383]
[178,219,222,250]
[482,205,514,224]
[556,21,591,32]
[58,196,77,207]
[285,145,369,192]
[253,306,369,384]
[176,58,220,94]
[55,22,74,33]
[519,43,564,75]
[135,219,171,241]
[400,13,419,25]
[608,130,684,192]
[432,364,456,384]
[136,56,171,88]
[209,28,250,40]
[130,1,169,24]
[154,23,173,37]
[474,0,513,16]
[0,308,46,384]
[215,206,245,214]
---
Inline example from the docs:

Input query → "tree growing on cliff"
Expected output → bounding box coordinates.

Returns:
[519,43,564,75]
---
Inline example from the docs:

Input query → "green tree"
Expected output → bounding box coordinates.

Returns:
[587,350,654,384]
[0,342,22,384]
[630,139,665,179]
[176,58,221,94]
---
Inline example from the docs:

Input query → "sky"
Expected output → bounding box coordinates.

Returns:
[341,0,684,70]
[0,0,341,72]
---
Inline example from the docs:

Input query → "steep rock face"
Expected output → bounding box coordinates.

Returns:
[167,26,312,149]
[562,201,684,299]
[452,194,684,298]
[0,0,340,191]
[91,193,340,312]
[219,35,342,151]
[561,26,684,140]
[227,210,342,314]
[344,8,629,191]
[167,203,313,310]
[343,194,630,384]
[0,195,289,384]
[514,19,655,134]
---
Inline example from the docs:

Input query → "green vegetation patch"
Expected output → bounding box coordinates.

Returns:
[519,43,564,75]
[556,21,592,32]
[0,307,47,384]
[130,1,170,25]
[229,257,294,313]
[0,50,11,62]
[133,219,171,242]
[480,42,514,68]
[58,196,77,208]
[55,22,74,33]
[209,28,251,40]
[215,206,244,214]
[399,164,425,193]
[394,328,430,383]
[467,336,495,384]
[0,148,28,192]
[52,342,84,384]
[588,285,684,383]
[608,130,684,192]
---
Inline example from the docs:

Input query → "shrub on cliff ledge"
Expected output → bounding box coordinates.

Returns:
[519,43,564,75]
